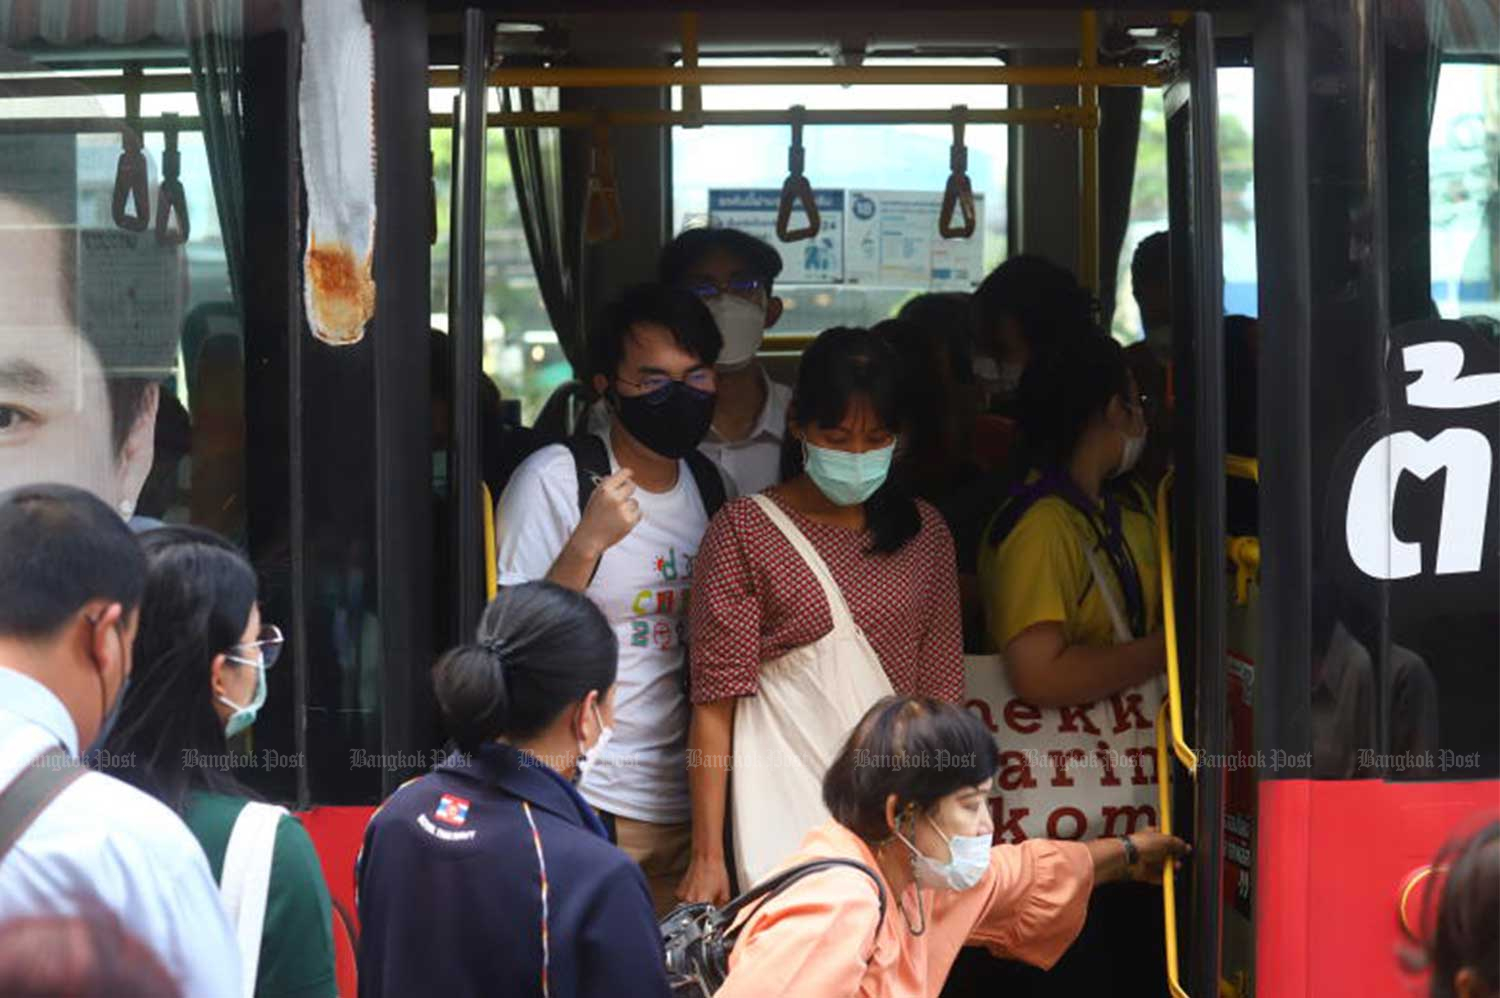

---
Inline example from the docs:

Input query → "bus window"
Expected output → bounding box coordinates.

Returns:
[0,78,241,541]
[1429,63,1499,322]
[428,87,563,425]
[670,57,1007,339]
[1112,65,1255,340]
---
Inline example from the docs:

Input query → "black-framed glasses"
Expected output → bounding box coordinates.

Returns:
[1124,391,1155,421]
[226,624,284,669]
[617,370,717,398]
[686,276,765,301]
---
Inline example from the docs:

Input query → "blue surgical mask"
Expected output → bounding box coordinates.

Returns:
[897,813,993,893]
[219,662,267,738]
[803,441,895,506]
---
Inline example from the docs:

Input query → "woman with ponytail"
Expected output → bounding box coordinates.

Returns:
[355,581,670,998]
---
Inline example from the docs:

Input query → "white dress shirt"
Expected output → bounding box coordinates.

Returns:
[0,667,242,997]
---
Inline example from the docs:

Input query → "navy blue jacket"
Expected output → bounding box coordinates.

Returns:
[356,743,671,998]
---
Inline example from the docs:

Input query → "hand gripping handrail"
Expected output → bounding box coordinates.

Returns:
[775,106,820,242]
[938,106,976,239]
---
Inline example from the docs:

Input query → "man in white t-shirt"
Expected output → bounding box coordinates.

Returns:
[588,228,792,496]
[496,284,724,913]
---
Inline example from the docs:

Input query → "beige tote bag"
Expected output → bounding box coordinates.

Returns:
[731,495,895,888]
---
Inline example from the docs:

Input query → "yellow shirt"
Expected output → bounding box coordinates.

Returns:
[978,481,1161,652]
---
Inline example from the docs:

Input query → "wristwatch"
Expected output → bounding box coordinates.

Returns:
[1119,834,1140,870]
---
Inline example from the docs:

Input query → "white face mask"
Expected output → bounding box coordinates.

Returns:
[706,294,767,370]
[896,813,993,893]
[575,702,613,781]
[1117,429,1148,476]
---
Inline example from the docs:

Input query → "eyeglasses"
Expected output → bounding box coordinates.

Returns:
[686,276,765,302]
[617,370,717,398]
[1124,392,1155,421]
[225,624,284,669]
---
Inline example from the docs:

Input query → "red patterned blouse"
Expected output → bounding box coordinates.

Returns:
[689,491,964,703]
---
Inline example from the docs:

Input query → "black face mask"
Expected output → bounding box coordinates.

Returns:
[610,382,716,460]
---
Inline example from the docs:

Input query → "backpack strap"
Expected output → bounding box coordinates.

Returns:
[0,746,84,869]
[219,801,289,998]
[566,432,726,519]
[563,433,612,515]
[719,858,886,955]
[683,449,727,518]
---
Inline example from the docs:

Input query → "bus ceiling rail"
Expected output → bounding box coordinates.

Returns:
[0,62,1164,103]
[454,105,1099,129]
[1155,469,1198,772]
[1156,700,1192,998]
[0,105,1097,137]
[430,64,1167,90]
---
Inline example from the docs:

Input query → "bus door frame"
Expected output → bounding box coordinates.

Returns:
[1163,13,1229,998]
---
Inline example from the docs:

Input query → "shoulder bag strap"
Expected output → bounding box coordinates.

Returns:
[220,800,289,998]
[1081,543,1136,645]
[720,858,886,956]
[563,433,611,514]
[750,494,858,630]
[683,449,727,519]
[563,434,613,588]
[0,746,84,869]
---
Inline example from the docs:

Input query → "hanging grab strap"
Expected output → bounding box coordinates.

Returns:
[939,106,976,239]
[775,106,820,242]
[155,113,190,245]
[583,119,624,244]
[112,128,150,233]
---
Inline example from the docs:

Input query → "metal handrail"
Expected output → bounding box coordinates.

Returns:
[446,64,1167,90]
[1157,700,1191,998]
[483,483,498,602]
[1155,469,1198,771]
[1225,454,1259,482]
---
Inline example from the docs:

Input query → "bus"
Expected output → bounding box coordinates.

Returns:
[0,2,1494,995]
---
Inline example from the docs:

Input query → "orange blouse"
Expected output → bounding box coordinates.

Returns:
[717,821,1094,998]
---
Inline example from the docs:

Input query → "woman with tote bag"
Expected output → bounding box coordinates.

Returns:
[679,328,964,904]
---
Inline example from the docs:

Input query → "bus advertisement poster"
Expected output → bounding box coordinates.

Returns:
[708,188,845,284]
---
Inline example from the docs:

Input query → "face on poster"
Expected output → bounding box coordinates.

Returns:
[0,173,178,514]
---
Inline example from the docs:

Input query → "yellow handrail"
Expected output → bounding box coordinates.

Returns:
[463,64,1169,90]
[1225,454,1259,482]
[483,483,498,602]
[1227,536,1261,606]
[1154,470,1198,771]
[1157,700,1191,998]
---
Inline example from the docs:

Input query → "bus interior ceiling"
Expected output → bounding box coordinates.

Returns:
[425,4,1256,332]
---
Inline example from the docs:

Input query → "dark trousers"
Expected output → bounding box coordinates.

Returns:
[940,881,1169,997]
